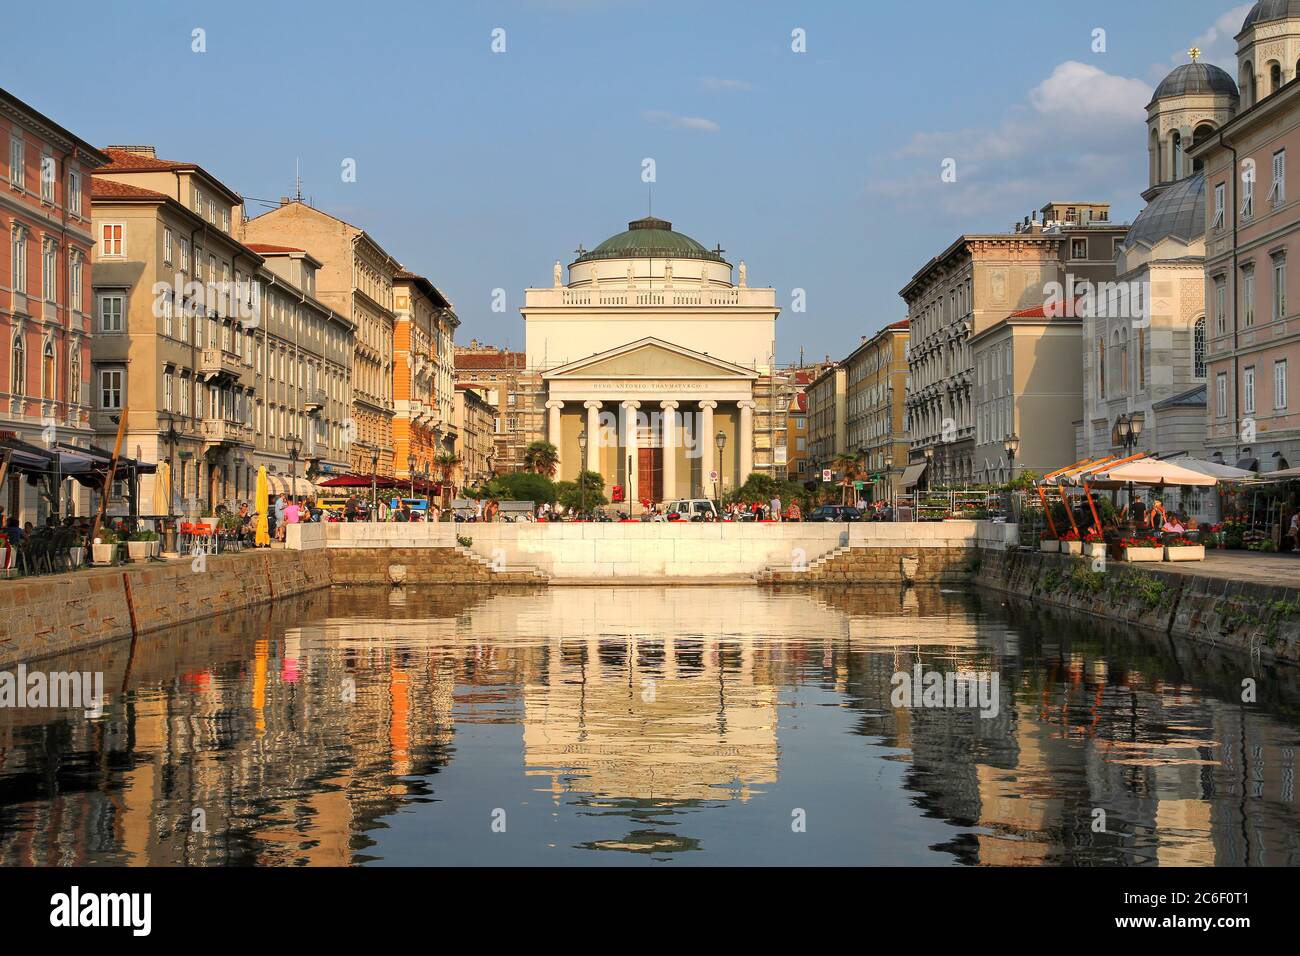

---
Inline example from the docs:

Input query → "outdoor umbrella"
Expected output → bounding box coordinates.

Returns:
[255,466,271,547]
[1167,456,1256,481]
[1101,458,1218,488]
[152,461,171,516]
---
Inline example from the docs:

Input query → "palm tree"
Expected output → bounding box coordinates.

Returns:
[434,452,461,503]
[833,453,861,505]
[523,440,559,477]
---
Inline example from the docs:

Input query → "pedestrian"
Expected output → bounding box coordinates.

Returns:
[770,495,782,522]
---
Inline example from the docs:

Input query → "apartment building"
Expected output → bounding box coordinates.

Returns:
[844,320,910,497]
[91,147,354,511]
[972,302,1082,483]
[454,384,497,492]
[806,363,846,480]
[1192,31,1300,472]
[243,200,400,476]
[453,341,543,472]
[1,87,108,522]
[393,271,459,483]
[901,200,1127,487]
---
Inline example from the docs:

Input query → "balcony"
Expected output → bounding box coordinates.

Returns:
[201,418,251,446]
[304,388,327,413]
[199,347,244,385]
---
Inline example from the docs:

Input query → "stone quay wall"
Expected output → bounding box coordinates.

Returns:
[0,549,330,667]
[975,548,1300,666]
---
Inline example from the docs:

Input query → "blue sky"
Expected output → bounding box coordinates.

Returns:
[8,0,1252,362]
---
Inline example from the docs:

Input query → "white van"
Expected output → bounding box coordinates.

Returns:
[663,498,719,521]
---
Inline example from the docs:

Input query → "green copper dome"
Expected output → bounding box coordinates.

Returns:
[574,216,728,264]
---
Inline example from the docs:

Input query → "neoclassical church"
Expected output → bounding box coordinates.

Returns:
[1079,2,1300,461]
[521,216,779,504]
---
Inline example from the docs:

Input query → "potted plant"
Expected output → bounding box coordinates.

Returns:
[92,530,120,566]
[1120,534,1163,562]
[1039,531,1060,553]
[127,529,158,562]
[1082,528,1107,560]
[1165,535,1205,562]
[1060,528,1083,555]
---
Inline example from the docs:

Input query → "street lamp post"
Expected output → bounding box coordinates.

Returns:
[715,431,727,506]
[369,445,380,520]
[288,435,301,506]
[1115,414,1143,513]
[883,453,894,505]
[577,430,588,517]
[922,445,935,491]
[408,452,416,501]
[1003,433,1021,480]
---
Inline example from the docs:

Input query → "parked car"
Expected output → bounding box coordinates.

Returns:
[663,499,720,521]
[806,505,864,522]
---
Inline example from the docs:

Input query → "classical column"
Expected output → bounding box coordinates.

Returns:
[584,400,602,473]
[621,400,641,505]
[660,400,679,501]
[699,400,717,497]
[738,400,755,487]
[546,400,564,477]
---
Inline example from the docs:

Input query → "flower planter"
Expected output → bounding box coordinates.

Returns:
[1039,539,1060,553]
[151,539,161,558]
[1083,542,1107,560]
[1123,546,1163,563]
[91,542,117,566]
[1061,540,1083,555]
[1165,544,1205,562]
[126,541,152,562]
[67,546,85,569]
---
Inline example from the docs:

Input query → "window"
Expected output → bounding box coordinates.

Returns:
[193,187,202,214]
[1271,150,1287,205]
[1245,365,1257,414]
[10,226,26,293]
[10,330,25,396]
[179,373,190,416]
[162,290,174,337]
[163,228,173,265]
[40,337,55,400]
[42,239,57,302]
[1138,328,1146,390]
[1097,338,1106,398]
[9,137,23,187]
[98,294,124,332]
[1243,166,1255,219]
[1214,276,1227,335]
[1275,254,1288,320]
[68,346,80,406]
[1194,318,1206,378]
[99,368,123,409]
[179,239,190,273]
[1276,359,1289,410]
[100,223,123,257]
[40,152,54,203]
[164,368,174,411]
[1213,183,1226,230]
[1071,238,1087,260]
[68,169,81,216]
[1216,372,1228,418]
[69,252,82,309]
[1244,266,1257,326]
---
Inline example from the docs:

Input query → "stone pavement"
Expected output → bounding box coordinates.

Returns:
[1148,549,1300,587]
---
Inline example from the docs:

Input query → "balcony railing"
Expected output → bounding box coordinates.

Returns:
[199,347,244,384]
[304,388,327,413]
[201,418,251,445]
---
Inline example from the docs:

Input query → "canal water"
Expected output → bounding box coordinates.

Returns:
[1,585,1297,866]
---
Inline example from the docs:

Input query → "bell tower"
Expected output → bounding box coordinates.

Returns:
[1144,49,1239,201]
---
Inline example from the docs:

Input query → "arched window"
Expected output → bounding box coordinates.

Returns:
[1119,327,1130,393]
[1098,338,1106,398]
[1271,61,1283,93]
[1242,61,1256,107]
[68,342,81,406]
[1150,128,1161,185]
[11,330,25,397]
[1192,124,1215,172]
[1194,317,1206,378]
[1171,131,1183,181]
[41,335,55,401]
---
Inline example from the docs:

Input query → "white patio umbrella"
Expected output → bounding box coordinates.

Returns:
[1099,457,1217,488]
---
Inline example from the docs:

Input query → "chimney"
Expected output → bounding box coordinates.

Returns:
[107,145,156,158]
[279,196,291,206]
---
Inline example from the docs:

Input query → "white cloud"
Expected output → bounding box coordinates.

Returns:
[701,76,752,93]
[870,59,1150,219]
[643,110,720,132]
[1150,2,1253,80]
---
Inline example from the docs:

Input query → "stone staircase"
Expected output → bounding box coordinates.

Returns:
[755,542,852,583]
[454,545,551,584]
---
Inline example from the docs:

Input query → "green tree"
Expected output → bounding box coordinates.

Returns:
[523,440,559,477]
[484,471,556,504]
[557,471,608,514]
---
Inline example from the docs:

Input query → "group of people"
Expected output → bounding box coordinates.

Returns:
[722,497,800,521]
[1116,497,1199,536]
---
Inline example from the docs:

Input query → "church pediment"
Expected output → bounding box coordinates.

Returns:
[544,337,758,380]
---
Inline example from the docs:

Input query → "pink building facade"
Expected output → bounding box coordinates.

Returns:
[1195,79,1300,473]
[0,87,108,521]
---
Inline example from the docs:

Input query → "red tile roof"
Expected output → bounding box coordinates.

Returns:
[91,179,170,201]
[455,351,525,370]
[1009,297,1082,319]
[245,242,305,254]
[100,148,194,172]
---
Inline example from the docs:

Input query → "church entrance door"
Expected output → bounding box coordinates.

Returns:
[637,448,663,503]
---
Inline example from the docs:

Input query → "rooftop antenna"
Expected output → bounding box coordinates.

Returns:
[294,158,303,203]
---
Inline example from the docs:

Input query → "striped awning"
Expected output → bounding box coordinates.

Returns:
[263,474,317,497]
